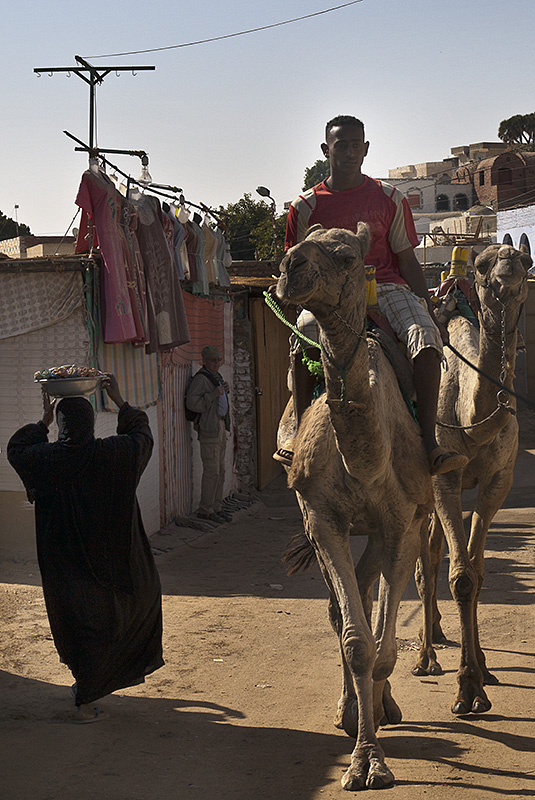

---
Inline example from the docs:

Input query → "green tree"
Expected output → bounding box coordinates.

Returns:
[218,193,286,261]
[303,158,329,190]
[0,210,31,240]
[498,113,535,151]
[250,212,287,260]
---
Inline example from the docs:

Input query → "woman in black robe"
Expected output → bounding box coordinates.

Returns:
[7,374,164,723]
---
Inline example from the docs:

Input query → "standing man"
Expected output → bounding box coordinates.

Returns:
[277,114,467,476]
[186,345,232,523]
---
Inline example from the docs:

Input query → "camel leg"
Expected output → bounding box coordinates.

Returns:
[428,512,448,643]
[434,472,489,715]
[371,513,421,726]
[331,535,401,735]
[467,464,515,688]
[355,539,403,726]
[305,508,395,791]
[326,577,360,737]
[413,514,443,676]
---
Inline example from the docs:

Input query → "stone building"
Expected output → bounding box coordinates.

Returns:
[453,151,535,210]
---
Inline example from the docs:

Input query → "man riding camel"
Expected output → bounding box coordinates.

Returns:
[274,114,468,476]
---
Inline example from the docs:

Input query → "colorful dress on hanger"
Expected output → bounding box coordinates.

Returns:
[184,221,199,282]
[202,222,218,284]
[190,218,209,297]
[129,192,190,353]
[214,227,231,287]
[75,170,145,343]
[167,210,186,280]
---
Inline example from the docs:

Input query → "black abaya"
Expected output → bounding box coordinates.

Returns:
[7,399,164,706]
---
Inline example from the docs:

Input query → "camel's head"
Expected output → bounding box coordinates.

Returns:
[276,224,370,319]
[473,243,531,309]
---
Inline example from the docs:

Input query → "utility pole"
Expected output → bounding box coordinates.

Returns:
[34,56,155,150]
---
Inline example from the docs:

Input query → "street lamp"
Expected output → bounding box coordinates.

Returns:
[256,185,278,258]
[14,204,19,237]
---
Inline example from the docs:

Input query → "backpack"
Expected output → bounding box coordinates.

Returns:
[184,367,222,423]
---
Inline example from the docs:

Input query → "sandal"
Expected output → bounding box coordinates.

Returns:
[429,447,469,476]
[273,439,295,466]
[73,706,108,724]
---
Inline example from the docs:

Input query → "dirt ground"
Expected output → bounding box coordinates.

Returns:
[1,413,534,800]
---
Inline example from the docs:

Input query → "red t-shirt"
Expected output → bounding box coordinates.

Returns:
[284,177,419,284]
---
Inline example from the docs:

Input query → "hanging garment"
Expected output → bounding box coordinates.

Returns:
[167,210,186,280]
[183,221,199,282]
[129,192,190,353]
[190,219,210,297]
[213,227,231,287]
[202,221,218,284]
[75,170,144,343]
[120,201,150,344]
[177,222,190,280]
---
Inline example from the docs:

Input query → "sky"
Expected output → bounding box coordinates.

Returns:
[1,0,534,237]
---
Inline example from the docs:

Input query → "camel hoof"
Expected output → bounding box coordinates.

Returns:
[472,697,492,714]
[341,761,394,791]
[428,662,444,676]
[452,700,469,715]
[412,665,428,676]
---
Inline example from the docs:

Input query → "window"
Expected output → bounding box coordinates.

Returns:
[479,171,485,186]
[496,168,512,185]
[502,233,513,246]
[436,194,450,211]
[519,233,531,254]
[453,193,469,211]
[407,189,422,209]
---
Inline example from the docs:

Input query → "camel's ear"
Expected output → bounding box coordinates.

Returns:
[305,224,324,238]
[474,245,500,275]
[355,222,370,259]
[520,251,533,272]
[471,247,481,266]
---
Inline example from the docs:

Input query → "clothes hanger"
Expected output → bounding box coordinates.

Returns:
[177,196,190,223]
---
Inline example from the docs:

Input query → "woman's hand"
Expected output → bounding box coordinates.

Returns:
[101,373,126,409]
[41,389,56,427]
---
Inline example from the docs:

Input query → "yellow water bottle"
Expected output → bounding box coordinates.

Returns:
[450,247,468,277]
[365,265,378,307]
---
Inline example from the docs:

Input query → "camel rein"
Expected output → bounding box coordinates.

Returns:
[438,283,535,429]
[263,291,366,407]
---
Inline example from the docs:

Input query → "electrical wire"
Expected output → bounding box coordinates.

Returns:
[83,1,364,59]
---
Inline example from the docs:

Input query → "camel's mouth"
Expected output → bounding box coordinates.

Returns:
[276,251,318,304]
[276,267,316,305]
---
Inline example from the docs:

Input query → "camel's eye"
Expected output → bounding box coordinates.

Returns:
[334,246,355,265]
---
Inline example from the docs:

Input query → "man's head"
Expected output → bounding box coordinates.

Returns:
[325,115,365,142]
[321,116,369,187]
[201,345,223,373]
[56,397,95,446]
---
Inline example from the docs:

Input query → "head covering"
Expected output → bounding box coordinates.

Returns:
[56,397,95,446]
[201,345,222,360]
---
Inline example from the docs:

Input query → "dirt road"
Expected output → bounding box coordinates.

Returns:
[1,416,534,800]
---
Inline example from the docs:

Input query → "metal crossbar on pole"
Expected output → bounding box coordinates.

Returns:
[34,56,155,149]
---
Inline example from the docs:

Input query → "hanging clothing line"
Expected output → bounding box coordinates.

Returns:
[63,129,223,224]
[74,161,232,350]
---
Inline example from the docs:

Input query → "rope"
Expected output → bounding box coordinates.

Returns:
[263,291,324,377]
[445,341,535,410]
[263,291,321,349]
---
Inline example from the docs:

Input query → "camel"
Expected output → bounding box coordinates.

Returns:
[412,243,531,715]
[276,224,433,790]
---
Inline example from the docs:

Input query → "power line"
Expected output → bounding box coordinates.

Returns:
[83,1,364,59]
